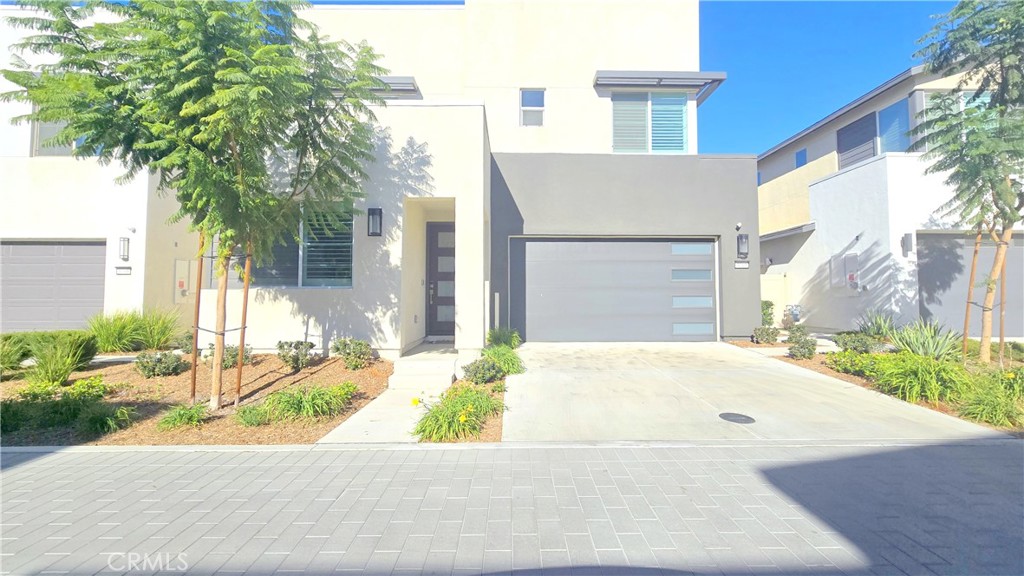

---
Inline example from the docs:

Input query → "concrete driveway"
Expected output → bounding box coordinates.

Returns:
[502,342,1007,442]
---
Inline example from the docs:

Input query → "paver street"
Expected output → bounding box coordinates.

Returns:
[2,440,1021,576]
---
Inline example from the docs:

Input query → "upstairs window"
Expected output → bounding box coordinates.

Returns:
[795,148,808,168]
[878,98,910,154]
[612,92,688,153]
[32,120,80,157]
[520,89,545,127]
[252,215,354,288]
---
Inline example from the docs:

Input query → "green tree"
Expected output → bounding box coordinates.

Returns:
[915,0,1024,364]
[2,0,385,407]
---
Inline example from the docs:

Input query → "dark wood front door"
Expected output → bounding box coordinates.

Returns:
[426,222,455,336]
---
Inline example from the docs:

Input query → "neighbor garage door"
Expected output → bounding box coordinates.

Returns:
[1,241,106,331]
[512,239,718,342]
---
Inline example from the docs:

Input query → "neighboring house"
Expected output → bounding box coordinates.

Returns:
[0,0,760,357]
[758,65,1023,336]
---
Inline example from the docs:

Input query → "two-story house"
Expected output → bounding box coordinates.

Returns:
[0,0,760,357]
[758,65,1022,336]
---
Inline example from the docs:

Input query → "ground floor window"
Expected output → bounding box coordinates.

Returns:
[252,216,353,288]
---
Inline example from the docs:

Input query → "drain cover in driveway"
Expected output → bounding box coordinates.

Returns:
[719,412,756,424]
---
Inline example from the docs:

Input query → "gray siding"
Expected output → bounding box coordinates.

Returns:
[917,232,1023,337]
[490,153,760,341]
[837,112,877,169]
[1,241,106,332]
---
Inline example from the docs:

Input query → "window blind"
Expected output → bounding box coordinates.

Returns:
[651,94,687,152]
[612,93,649,153]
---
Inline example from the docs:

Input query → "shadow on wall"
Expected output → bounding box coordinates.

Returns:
[917,234,965,322]
[800,236,917,331]
[488,159,525,332]
[254,126,434,355]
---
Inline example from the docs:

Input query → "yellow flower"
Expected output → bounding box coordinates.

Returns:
[1006,373,1016,380]
[467,404,475,412]
[411,398,420,406]
[459,414,468,423]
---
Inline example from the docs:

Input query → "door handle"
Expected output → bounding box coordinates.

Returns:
[429,284,435,305]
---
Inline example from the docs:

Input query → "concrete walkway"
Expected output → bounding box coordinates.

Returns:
[318,344,457,443]
[503,342,1007,442]
[2,440,1020,576]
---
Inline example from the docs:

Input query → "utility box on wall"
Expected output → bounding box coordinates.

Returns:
[173,259,195,304]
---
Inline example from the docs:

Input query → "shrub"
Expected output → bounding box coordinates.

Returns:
[34,396,93,428]
[64,376,108,402]
[277,341,316,372]
[0,337,28,372]
[873,353,969,404]
[833,332,883,354]
[414,384,504,442]
[76,404,135,437]
[761,300,775,327]
[28,336,94,385]
[958,379,1024,428]
[88,311,144,352]
[174,331,194,354]
[5,330,98,368]
[857,310,895,339]
[235,404,272,427]
[135,351,190,378]
[888,320,961,361]
[491,381,507,394]
[331,338,373,370]
[787,337,817,360]
[16,380,60,402]
[207,344,252,370]
[138,309,180,350]
[785,325,808,340]
[0,400,30,433]
[965,339,1024,363]
[1000,370,1024,402]
[482,345,524,375]
[486,327,522,349]
[825,351,880,379]
[752,326,780,344]
[264,382,359,420]
[157,404,207,431]
[462,357,504,385]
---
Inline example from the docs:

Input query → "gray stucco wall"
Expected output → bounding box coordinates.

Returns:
[490,153,760,340]
[917,231,1023,337]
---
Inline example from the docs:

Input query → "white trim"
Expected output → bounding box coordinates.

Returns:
[713,236,722,342]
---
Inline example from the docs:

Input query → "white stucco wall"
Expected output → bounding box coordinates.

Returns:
[306,0,701,154]
[197,102,490,356]
[760,153,962,332]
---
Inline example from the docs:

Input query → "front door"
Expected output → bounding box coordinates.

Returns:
[426,222,456,336]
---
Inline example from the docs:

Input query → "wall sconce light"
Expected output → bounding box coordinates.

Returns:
[367,208,383,237]
[736,234,749,260]
[119,237,130,261]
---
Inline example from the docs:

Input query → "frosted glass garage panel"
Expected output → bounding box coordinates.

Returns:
[671,243,713,255]
[672,323,715,336]
[672,296,713,308]
[671,269,712,281]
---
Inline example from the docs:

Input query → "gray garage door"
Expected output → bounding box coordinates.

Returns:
[1,241,106,332]
[512,239,718,342]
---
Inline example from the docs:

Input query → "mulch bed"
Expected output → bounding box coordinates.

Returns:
[728,339,788,349]
[0,354,391,446]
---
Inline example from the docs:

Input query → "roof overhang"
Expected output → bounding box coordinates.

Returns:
[760,221,817,242]
[593,70,727,105]
[759,64,926,160]
[376,75,419,98]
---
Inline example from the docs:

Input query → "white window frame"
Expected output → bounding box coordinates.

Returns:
[612,90,690,154]
[520,88,545,127]
[251,214,355,289]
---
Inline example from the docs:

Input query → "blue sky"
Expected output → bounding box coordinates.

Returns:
[699,1,955,155]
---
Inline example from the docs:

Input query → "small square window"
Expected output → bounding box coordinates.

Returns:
[520,89,545,127]
[795,148,808,168]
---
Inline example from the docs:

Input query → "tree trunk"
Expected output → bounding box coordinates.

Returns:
[209,254,230,410]
[978,228,1014,364]
[962,227,982,360]
[998,255,1006,366]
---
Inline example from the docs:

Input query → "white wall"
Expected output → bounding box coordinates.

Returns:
[306,0,701,154]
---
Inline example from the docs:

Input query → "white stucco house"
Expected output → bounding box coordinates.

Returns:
[758,65,1023,336]
[0,0,763,358]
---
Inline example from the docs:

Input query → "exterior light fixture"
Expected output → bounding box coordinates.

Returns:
[119,237,130,261]
[367,208,383,237]
[736,234,749,260]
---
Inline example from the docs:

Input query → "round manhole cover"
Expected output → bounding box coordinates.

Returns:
[719,412,756,424]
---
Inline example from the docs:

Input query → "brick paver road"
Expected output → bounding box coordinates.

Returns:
[1,440,1021,576]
